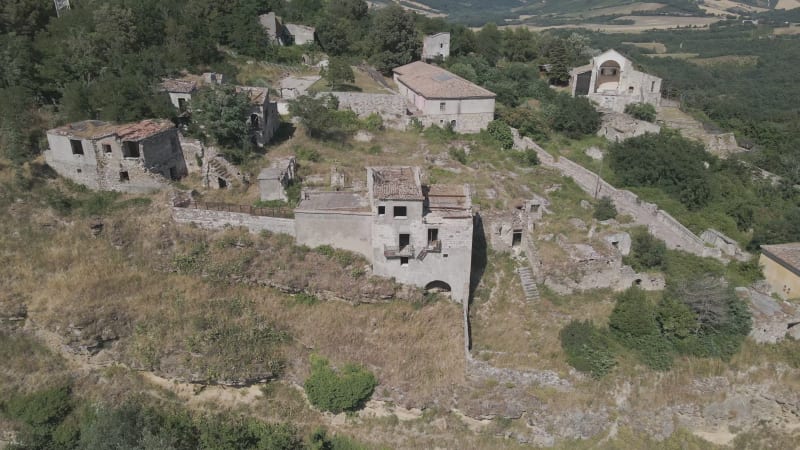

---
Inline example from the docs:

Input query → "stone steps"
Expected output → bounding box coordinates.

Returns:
[517,267,540,301]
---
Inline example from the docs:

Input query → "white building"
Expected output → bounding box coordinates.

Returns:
[393,61,495,134]
[258,156,297,202]
[294,166,474,304]
[422,32,450,61]
[570,49,662,112]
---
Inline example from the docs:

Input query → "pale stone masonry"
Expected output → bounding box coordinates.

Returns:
[393,61,496,133]
[258,156,297,202]
[45,119,187,193]
[570,49,662,112]
[422,32,450,61]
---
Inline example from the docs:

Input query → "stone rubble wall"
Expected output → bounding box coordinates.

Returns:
[511,130,746,262]
[327,92,408,129]
[172,206,296,236]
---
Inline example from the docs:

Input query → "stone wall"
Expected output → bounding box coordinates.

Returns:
[511,130,748,262]
[329,92,408,129]
[172,206,296,236]
[294,210,373,259]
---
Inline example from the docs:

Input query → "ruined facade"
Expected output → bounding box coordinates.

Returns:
[259,12,315,46]
[570,49,662,112]
[235,86,281,147]
[293,166,475,304]
[258,156,297,202]
[45,120,187,193]
[422,32,450,61]
[284,23,316,45]
[393,61,495,134]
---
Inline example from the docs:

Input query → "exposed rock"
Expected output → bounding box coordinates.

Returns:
[598,111,660,142]
[89,219,104,237]
[568,218,587,231]
[585,146,604,160]
[604,232,632,256]
[354,130,374,142]
[580,200,592,210]
[737,287,800,344]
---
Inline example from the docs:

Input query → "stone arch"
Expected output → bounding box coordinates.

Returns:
[595,60,621,92]
[425,280,452,293]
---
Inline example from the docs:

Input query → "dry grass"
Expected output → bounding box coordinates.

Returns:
[309,67,395,94]
[690,55,759,67]
[623,41,667,54]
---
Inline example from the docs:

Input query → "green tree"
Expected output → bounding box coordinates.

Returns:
[593,196,618,221]
[625,227,667,271]
[303,356,377,413]
[624,103,657,122]
[190,85,252,149]
[369,5,420,74]
[476,23,501,64]
[543,94,601,138]
[289,94,359,141]
[324,58,355,90]
[559,320,617,378]
[609,287,674,370]
[487,120,514,150]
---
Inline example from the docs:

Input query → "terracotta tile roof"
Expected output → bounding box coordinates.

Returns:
[116,119,175,141]
[160,78,198,94]
[236,86,270,105]
[427,184,471,215]
[393,61,495,100]
[49,120,121,140]
[761,243,800,275]
[370,167,423,201]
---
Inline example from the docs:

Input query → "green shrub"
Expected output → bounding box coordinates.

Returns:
[362,113,383,132]
[593,196,617,221]
[609,288,674,370]
[511,148,539,166]
[624,227,667,271]
[304,356,377,413]
[296,146,322,162]
[559,320,617,378]
[295,293,319,305]
[487,120,514,150]
[449,147,467,164]
[624,102,657,122]
[423,124,456,143]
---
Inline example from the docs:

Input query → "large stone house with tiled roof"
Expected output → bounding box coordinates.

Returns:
[393,61,495,134]
[293,166,474,303]
[44,119,187,193]
[760,243,800,299]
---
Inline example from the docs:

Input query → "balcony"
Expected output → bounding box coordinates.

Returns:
[384,245,415,259]
[426,240,442,253]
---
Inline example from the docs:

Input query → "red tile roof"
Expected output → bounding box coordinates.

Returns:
[393,61,495,100]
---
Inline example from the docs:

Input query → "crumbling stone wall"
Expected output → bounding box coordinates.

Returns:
[172,206,296,236]
[329,92,408,129]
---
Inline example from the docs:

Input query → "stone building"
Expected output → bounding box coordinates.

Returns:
[259,12,315,46]
[570,49,662,112]
[285,23,316,45]
[258,156,297,202]
[44,119,187,193]
[759,243,800,300]
[293,166,475,304]
[235,86,281,147]
[393,61,496,133]
[422,32,450,61]
[160,73,223,112]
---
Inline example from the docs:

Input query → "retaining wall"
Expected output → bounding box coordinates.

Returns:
[173,207,296,236]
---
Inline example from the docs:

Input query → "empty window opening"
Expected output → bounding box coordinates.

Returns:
[600,67,618,76]
[439,102,446,112]
[76,169,82,174]
[218,177,227,189]
[428,228,439,244]
[393,206,407,218]
[399,234,410,249]
[400,257,409,267]
[611,241,619,248]
[651,81,656,92]
[378,205,386,216]
[119,171,130,182]
[169,167,178,180]
[122,141,140,158]
[250,113,260,129]
[634,279,643,286]
[102,144,112,154]
[450,120,456,128]
[530,204,540,212]
[628,86,634,94]
[440,43,444,48]
[70,139,84,155]
[178,98,187,112]
[512,230,522,247]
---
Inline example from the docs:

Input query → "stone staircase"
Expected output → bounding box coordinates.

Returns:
[517,267,540,301]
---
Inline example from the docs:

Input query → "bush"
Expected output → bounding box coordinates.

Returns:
[544,94,601,139]
[559,320,617,378]
[593,196,617,221]
[304,356,377,413]
[624,227,667,271]
[624,103,657,122]
[511,148,539,167]
[362,113,383,132]
[487,120,514,150]
[609,288,674,370]
[296,146,322,162]
[449,147,467,164]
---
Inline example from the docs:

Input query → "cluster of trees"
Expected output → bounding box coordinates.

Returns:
[561,279,751,376]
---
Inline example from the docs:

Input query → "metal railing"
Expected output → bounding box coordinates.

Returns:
[426,240,442,253]
[384,245,415,259]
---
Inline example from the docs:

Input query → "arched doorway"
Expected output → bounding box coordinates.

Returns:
[425,280,452,294]
[595,60,621,93]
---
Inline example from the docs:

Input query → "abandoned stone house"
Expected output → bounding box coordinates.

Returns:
[393,61,496,134]
[258,157,297,202]
[422,32,451,61]
[235,86,281,147]
[259,12,315,46]
[160,73,224,112]
[293,166,474,303]
[45,119,187,193]
[570,49,662,112]
[760,243,800,300]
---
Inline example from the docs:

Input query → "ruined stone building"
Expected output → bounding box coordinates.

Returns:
[45,119,187,193]
[393,61,496,133]
[760,243,800,300]
[259,12,315,46]
[236,86,281,147]
[160,73,223,112]
[422,32,450,61]
[293,166,475,303]
[258,156,297,202]
[570,49,662,112]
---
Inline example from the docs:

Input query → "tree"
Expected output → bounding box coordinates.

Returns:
[501,28,537,62]
[289,94,359,141]
[543,94,601,138]
[559,320,617,378]
[624,103,657,122]
[624,227,667,271]
[609,287,674,370]
[190,85,251,149]
[304,356,377,413]
[324,58,355,89]
[369,5,420,74]
[486,120,514,150]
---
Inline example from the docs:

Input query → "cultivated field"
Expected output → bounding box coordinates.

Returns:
[563,2,665,18]
[517,16,721,33]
